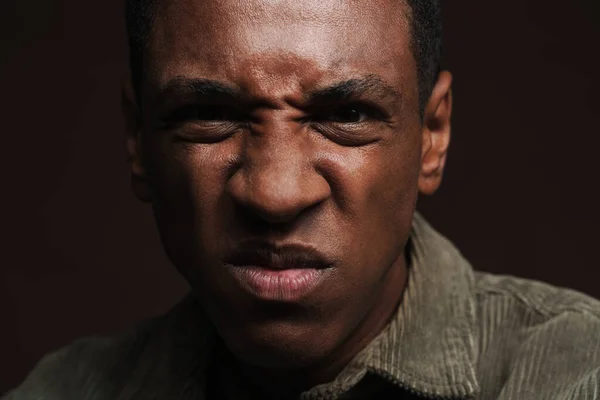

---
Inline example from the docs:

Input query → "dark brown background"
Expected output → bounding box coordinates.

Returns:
[1,0,599,394]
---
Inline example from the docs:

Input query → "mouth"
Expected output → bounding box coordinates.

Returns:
[223,242,334,302]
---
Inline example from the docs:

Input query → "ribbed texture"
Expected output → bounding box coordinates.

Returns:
[4,213,600,399]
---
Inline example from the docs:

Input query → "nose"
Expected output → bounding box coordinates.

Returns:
[226,122,330,225]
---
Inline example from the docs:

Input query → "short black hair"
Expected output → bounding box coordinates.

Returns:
[125,0,442,116]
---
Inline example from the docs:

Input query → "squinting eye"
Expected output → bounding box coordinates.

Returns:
[169,105,241,123]
[326,106,367,123]
[314,103,387,124]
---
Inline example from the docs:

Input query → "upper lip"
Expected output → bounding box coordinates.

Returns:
[223,240,333,270]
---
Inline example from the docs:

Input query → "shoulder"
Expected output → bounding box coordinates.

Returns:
[473,272,600,398]
[2,317,164,400]
[3,295,212,400]
[474,272,600,351]
[475,272,600,319]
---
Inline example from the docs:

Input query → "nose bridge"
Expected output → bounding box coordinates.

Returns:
[254,113,305,154]
[250,136,304,184]
[246,121,307,210]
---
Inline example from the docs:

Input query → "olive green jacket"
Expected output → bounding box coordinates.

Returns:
[4,214,600,399]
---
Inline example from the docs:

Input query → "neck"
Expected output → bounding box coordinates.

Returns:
[222,251,409,397]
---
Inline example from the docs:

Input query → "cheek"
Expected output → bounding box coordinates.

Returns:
[371,144,421,221]
[145,139,235,256]
[320,136,421,222]
[151,146,220,209]
[376,144,421,246]
[317,136,421,266]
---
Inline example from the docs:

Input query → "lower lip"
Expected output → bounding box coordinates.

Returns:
[227,266,330,301]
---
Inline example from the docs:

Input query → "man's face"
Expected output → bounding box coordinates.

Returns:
[128,0,449,370]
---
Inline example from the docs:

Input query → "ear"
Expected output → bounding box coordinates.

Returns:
[122,76,152,202]
[418,71,453,195]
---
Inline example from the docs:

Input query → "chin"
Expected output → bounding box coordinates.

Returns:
[220,318,337,369]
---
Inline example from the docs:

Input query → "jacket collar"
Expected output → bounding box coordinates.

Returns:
[360,213,480,398]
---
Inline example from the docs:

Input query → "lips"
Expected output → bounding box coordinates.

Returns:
[223,242,334,301]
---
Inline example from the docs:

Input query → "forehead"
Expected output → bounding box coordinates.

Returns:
[145,0,416,97]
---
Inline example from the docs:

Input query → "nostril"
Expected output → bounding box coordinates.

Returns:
[249,201,303,225]
[234,202,298,234]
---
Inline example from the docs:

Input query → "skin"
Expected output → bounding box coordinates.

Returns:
[123,0,452,396]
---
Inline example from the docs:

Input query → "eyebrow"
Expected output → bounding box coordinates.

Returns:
[158,77,240,99]
[306,75,402,104]
[156,74,401,107]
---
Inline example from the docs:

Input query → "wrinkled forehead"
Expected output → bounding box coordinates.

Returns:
[145,0,416,97]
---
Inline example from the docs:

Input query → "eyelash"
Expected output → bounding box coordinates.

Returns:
[160,105,246,128]
[310,103,388,124]
[161,101,386,124]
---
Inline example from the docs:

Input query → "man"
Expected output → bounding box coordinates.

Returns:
[4,0,600,398]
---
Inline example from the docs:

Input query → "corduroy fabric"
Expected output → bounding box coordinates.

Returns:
[4,214,600,399]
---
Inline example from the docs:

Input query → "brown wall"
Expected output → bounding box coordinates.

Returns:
[1,0,599,394]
